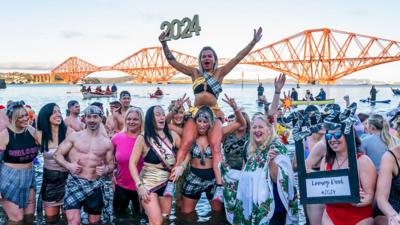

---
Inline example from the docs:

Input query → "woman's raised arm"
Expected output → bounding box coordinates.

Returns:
[217,27,262,79]
[159,32,197,78]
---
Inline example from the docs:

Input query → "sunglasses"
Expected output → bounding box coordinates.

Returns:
[325,131,343,140]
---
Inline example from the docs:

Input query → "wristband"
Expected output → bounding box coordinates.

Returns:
[275,91,281,95]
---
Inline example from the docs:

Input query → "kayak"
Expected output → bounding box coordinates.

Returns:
[290,99,335,106]
[360,99,391,104]
[150,94,163,99]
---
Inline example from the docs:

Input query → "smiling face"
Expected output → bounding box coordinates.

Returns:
[85,114,101,131]
[120,96,131,108]
[49,106,62,125]
[126,111,141,133]
[326,129,347,153]
[13,107,29,130]
[200,49,216,72]
[251,118,271,146]
[173,107,184,126]
[153,106,166,131]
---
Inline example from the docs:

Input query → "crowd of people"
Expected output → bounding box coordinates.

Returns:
[1,27,400,225]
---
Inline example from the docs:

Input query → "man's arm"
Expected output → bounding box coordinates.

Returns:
[104,143,115,175]
[54,133,81,174]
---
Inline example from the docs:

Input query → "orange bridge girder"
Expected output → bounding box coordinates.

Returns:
[242,28,400,83]
[34,28,400,83]
[111,47,198,83]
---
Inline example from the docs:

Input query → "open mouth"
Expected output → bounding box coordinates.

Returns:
[204,62,211,67]
[254,131,263,138]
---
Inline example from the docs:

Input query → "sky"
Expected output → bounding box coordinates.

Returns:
[0,0,399,82]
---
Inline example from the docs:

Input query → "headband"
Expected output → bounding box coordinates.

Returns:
[195,107,215,127]
[6,101,25,119]
[84,105,103,117]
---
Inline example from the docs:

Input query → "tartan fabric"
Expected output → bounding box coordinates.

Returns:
[0,163,36,208]
[182,169,215,196]
[203,72,222,98]
[64,174,105,210]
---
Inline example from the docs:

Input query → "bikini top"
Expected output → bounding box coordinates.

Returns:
[192,71,222,99]
[144,145,177,164]
[144,137,177,166]
[191,143,212,166]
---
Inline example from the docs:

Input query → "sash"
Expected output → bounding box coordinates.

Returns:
[149,137,176,172]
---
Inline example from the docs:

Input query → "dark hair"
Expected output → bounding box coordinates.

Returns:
[66,100,79,116]
[120,90,131,99]
[325,127,361,166]
[357,113,369,123]
[37,103,67,152]
[144,105,173,147]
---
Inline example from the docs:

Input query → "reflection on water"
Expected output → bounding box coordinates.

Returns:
[1,83,397,224]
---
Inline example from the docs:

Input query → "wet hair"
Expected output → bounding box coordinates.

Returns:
[37,103,67,152]
[198,46,218,74]
[120,90,131,99]
[368,114,397,149]
[144,105,173,147]
[357,113,369,123]
[123,107,144,133]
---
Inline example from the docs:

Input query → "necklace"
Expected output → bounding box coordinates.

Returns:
[336,157,348,169]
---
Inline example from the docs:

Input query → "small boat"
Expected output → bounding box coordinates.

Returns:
[150,94,163,99]
[391,88,400,95]
[82,91,117,99]
[360,99,391,104]
[291,99,335,106]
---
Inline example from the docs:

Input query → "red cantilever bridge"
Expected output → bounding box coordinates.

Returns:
[32,28,400,84]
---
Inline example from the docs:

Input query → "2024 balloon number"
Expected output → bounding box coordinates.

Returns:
[160,15,201,41]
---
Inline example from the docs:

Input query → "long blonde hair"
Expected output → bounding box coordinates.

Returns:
[368,114,397,149]
[247,115,275,158]
[122,107,144,134]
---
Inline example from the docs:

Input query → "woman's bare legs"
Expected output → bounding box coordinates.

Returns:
[141,194,172,225]
[208,119,223,185]
[176,119,197,166]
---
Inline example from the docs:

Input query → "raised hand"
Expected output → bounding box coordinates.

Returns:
[159,31,168,42]
[274,73,286,92]
[175,93,189,109]
[253,27,263,43]
[222,94,238,110]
